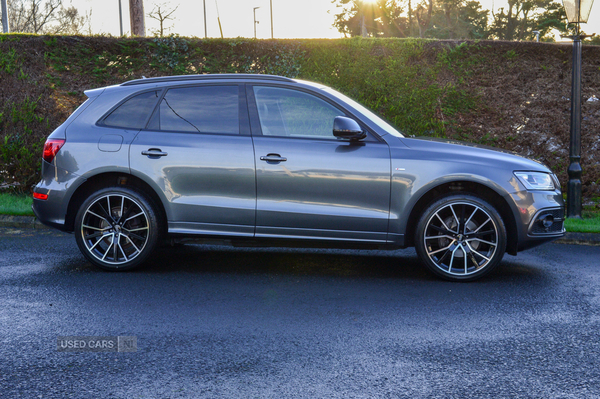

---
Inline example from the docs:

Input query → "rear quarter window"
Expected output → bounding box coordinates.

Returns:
[101,90,161,129]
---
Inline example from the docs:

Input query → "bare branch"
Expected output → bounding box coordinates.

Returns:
[147,2,178,37]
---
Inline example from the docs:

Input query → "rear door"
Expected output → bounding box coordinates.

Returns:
[130,84,256,237]
[248,85,391,243]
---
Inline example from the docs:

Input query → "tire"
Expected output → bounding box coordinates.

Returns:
[414,194,507,282]
[74,186,162,271]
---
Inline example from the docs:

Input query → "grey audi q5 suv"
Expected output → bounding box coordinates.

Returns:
[32,74,565,281]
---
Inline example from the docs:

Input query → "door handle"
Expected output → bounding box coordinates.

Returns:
[260,154,287,162]
[142,149,168,157]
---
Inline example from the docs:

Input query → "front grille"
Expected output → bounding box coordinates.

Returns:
[530,208,565,235]
[542,208,564,220]
[531,221,564,234]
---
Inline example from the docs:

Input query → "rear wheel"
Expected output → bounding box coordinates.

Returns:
[415,194,507,282]
[74,187,161,271]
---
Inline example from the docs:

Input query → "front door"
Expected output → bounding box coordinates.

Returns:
[249,85,391,243]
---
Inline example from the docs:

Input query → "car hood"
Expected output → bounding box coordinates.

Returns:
[397,136,551,172]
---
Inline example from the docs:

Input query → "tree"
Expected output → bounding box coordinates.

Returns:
[489,0,554,40]
[332,0,489,39]
[4,0,88,34]
[332,0,410,38]
[413,0,433,37]
[488,0,580,41]
[535,1,578,39]
[45,5,88,34]
[147,2,178,37]
[426,0,489,39]
[7,0,61,33]
[332,0,577,41]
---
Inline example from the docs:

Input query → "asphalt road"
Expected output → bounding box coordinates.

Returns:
[1,227,600,398]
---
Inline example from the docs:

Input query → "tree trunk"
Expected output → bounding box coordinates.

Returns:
[408,0,412,36]
[129,0,145,37]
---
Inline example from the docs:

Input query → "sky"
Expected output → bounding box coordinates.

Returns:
[74,0,343,38]
[68,0,600,41]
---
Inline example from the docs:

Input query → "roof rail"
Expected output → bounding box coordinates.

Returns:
[121,74,294,86]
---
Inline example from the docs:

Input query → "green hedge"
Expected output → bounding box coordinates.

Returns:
[1,35,598,202]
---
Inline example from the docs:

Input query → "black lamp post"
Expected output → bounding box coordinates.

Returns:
[562,0,594,218]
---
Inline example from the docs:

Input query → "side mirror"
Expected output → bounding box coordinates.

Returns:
[333,116,366,141]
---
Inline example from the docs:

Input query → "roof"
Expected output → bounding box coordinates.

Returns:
[121,74,294,86]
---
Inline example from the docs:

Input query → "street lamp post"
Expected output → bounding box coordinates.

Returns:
[270,0,273,39]
[203,0,207,38]
[253,7,260,39]
[118,0,124,36]
[2,0,10,33]
[562,0,595,218]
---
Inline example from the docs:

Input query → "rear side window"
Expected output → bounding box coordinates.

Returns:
[102,90,160,129]
[149,85,239,134]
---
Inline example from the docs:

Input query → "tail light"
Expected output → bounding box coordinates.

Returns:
[42,139,65,163]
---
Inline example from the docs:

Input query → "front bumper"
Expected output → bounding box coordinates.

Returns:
[508,189,565,252]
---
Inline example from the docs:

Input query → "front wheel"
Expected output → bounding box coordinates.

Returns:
[415,194,507,282]
[74,186,161,271]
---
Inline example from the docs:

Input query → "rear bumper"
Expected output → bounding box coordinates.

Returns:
[32,198,69,231]
[32,160,83,233]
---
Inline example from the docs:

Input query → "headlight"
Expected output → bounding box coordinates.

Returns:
[514,172,555,191]
[551,173,561,190]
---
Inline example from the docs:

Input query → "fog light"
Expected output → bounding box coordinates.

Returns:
[539,214,555,229]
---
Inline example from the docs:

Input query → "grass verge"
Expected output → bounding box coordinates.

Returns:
[564,210,600,233]
[1,193,599,234]
[0,192,34,216]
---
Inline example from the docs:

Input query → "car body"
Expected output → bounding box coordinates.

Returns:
[32,74,565,281]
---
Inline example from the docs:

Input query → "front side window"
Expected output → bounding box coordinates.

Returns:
[151,85,239,134]
[253,86,344,139]
[323,87,404,138]
[103,90,160,129]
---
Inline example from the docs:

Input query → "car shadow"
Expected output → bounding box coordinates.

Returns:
[142,244,430,280]
[108,244,550,285]
[41,244,557,312]
[46,241,553,287]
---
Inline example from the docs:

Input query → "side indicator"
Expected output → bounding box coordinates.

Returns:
[33,192,48,200]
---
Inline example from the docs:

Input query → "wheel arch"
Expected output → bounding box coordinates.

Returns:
[64,172,167,233]
[403,180,519,255]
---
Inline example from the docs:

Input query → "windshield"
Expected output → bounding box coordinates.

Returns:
[322,87,404,138]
